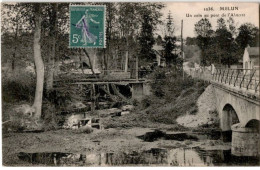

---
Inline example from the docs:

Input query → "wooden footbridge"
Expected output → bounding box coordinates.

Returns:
[53,73,151,102]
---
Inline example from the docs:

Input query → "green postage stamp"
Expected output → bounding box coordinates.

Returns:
[69,5,106,48]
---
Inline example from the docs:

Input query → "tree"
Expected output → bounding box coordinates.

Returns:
[217,18,227,30]
[32,3,44,119]
[101,2,164,71]
[165,11,174,36]
[138,13,156,62]
[194,18,214,65]
[227,17,237,37]
[185,37,197,46]
[46,3,58,92]
[215,26,237,67]
[195,18,213,37]
[163,36,176,65]
[163,11,177,66]
[101,2,117,74]
[1,3,34,70]
[236,23,259,49]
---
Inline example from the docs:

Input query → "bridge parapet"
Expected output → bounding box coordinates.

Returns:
[189,67,259,95]
[213,68,259,93]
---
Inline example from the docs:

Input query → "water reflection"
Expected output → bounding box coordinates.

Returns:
[18,148,260,166]
[137,130,199,142]
[137,130,225,142]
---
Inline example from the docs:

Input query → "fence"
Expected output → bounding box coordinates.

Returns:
[213,68,259,93]
[189,67,259,93]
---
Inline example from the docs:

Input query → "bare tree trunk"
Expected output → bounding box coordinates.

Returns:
[83,49,96,77]
[124,38,129,72]
[11,21,19,71]
[103,49,108,74]
[93,51,96,70]
[78,55,85,74]
[111,84,127,100]
[32,4,44,119]
[46,3,58,92]
[99,85,118,102]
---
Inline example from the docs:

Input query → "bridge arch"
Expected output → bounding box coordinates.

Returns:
[221,104,240,131]
[245,119,260,130]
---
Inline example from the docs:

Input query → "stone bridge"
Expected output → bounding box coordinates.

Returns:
[189,67,260,156]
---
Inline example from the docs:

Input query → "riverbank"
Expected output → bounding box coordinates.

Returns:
[2,68,222,166]
[176,84,219,128]
[3,127,233,166]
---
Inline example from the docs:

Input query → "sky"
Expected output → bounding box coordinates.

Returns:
[159,2,259,38]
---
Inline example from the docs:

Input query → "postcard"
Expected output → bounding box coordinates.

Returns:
[1,1,259,166]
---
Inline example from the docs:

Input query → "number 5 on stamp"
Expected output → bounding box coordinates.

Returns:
[69,5,106,48]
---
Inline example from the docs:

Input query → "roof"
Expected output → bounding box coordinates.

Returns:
[247,47,259,56]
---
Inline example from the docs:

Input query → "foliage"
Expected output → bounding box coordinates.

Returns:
[165,11,174,36]
[161,11,178,66]
[2,68,36,103]
[163,36,177,65]
[145,68,209,123]
[194,18,259,66]
[236,23,259,49]
[138,13,156,62]
[194,18,214,66]
[215,25,238,66]
[194,18,214,37]
[185,37,197,45]
[104,67,209,128]
[73,126,94,134]
[41,101,66,131]
[183,45,201,63]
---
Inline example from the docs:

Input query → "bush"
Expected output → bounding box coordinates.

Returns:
[73,126,93,134]
[131,99,139,106]
[2,119,25,133]
[42,102,59,131]
[180,88,195,98]
[2,68,35,103]
[141,97,151,109]
[130,67,209,125]
[2,105,41,133]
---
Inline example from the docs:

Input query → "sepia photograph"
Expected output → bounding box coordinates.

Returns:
[1,0,260,166]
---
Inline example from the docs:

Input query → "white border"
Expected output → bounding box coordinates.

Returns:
[1,0,260,2]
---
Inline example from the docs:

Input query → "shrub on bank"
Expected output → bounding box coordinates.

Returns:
[2,68,70,132]
[103,67,209,128]
[73,126,94,134]
[138,68,209,124]
[2,68,35,103]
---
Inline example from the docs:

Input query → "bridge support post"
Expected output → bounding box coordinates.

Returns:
[131,83,144,100]
[231,123,260,157]
[131,82,151,100]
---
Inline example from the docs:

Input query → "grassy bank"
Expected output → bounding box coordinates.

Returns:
[103,67,209,130]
